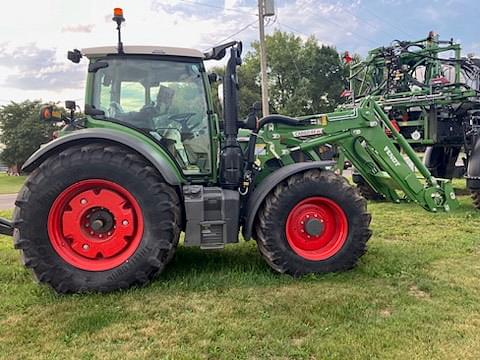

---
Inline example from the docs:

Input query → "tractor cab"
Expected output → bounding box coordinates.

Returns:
[38,8,245,183]
[82,45,214,175]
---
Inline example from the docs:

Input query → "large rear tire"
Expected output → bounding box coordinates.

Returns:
[13,143,181,293]
[255,170,372,276]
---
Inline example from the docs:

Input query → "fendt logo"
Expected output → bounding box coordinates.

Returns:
[384,146,401,167]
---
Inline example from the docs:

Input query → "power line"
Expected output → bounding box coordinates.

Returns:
[176,0,256,16]
[318,16,381,48]
[167,0,414,43]
[172,0,259,50]
[357,3,415,38]
[277,20,350,59]
[276,21,308,38]
[175,0,379,50]
[265,15,277,27]
[206,19,258,49]
[336,5,399,40]
[277,18,373,52]
[276,7,380,48]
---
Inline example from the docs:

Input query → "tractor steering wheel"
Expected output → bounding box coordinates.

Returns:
[167,112,199,132]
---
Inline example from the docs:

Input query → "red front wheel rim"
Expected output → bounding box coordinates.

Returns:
[48,179,144,271]
[286,197,348,261]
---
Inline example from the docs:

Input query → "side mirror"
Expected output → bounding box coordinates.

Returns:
[67,49,82,63]
[64,100,77,122]
[39,105,63,122]
[65,100,76,111]
[238,102,261,130]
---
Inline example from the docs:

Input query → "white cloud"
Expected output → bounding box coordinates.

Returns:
[0,42,86,106]
[61,24,95,33]
[0,0,381,105]
[275,0,380,51]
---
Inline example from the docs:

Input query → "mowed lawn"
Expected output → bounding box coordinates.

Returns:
[1,182,480,359]
[0,173,26,194]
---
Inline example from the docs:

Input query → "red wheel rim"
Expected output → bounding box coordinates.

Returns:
[48,179,144,271]
[286,197,348,261]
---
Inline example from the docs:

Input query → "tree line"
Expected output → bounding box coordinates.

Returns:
[0,30,349,170]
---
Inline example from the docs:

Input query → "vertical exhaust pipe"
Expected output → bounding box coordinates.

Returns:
[219,43,244,190]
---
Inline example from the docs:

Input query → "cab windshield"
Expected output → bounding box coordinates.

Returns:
[92,57,211,175]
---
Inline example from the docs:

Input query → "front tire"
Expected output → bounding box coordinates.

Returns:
[255,170,372,276]
[13,143,181,293]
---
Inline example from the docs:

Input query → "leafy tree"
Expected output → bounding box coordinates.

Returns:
[208,64,261,121]
[236,30,348,117]
[0,100,57,171]
[237,57,262,117]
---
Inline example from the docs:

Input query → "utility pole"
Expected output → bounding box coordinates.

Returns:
[258,0,269,116]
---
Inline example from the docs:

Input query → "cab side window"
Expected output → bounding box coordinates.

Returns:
[92,59,212,175]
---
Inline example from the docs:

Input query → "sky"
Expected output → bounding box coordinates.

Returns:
[0,0,479,106]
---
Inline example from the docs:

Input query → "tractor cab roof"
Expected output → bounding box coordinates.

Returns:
[82,46,204,59]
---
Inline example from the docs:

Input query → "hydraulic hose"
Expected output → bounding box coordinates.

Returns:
[242,114,309,189]
[257,114,306,130]
[244,114,308,173]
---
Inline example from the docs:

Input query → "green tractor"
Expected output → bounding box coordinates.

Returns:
[3,11,458,293]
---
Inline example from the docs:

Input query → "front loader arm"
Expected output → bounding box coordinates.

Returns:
[269,98,458,212]
[339,100,457,211]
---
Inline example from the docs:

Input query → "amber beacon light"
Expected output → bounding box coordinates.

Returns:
[113,8,124,18]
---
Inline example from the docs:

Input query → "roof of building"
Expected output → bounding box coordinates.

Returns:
[82,46,204,58]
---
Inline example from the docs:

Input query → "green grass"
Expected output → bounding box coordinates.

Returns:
[1,184,480,359]
[0,173,25,194]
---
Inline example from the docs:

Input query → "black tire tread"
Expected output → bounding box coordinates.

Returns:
[471,190,480,210]
[13,142,181,293]
[255,170,372,276]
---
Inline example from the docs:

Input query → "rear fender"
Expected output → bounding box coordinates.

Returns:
[22,128,183,186]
